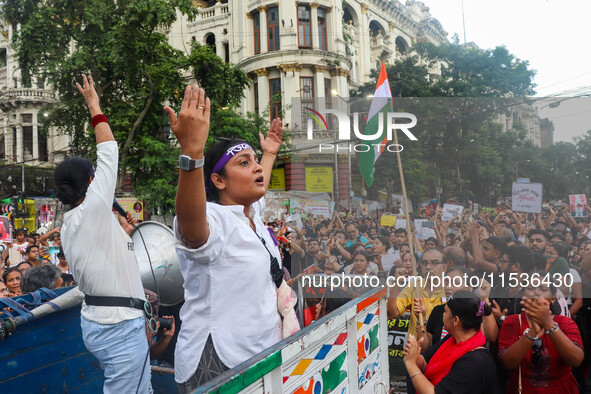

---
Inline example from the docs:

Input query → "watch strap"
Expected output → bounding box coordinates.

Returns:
[179,155,204,171]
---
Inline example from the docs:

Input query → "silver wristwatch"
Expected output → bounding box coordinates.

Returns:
[179,155,204,171]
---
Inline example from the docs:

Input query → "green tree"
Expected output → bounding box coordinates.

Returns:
[351,42,538,206]
[4,0,255,214]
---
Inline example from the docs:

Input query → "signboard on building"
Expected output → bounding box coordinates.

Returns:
[305,167,333,193]
[511,183,543,213]
[269,168,285,191]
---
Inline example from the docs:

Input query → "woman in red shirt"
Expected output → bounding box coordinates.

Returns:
[499,274,584,393]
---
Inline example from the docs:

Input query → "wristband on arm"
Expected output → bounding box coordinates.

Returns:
[91,114,109,129]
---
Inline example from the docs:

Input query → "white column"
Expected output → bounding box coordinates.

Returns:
[314,65,326,104]
[310,4,319,50]
[32,111,39,160]
[279,0,298,50]
[255,68,270,114]
[16,124,23,163]
[245,12,254,57]
[359,3,371,81]
[331,69,350,107]
[259,6,268,53]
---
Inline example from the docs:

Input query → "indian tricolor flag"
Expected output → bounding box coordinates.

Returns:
[359,61,392,188]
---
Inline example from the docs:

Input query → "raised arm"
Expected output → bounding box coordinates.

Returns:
[76,74,114,144]
[39,228,60,246]
[259,118,283,192]
[468,222,498,274]
[164,84,211,248]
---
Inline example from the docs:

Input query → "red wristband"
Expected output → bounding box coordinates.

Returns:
[91,114,108,129]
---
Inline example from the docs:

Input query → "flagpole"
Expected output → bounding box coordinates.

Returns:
[385,68,424,334]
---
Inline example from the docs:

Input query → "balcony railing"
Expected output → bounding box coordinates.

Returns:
[199,3,229,20]
[0,88,57,105]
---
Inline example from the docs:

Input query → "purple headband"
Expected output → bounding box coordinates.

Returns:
[475,300,486,317]
[212,143,253,174]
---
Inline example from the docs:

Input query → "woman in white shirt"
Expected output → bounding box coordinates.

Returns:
[54,75,149,393]
[165,83,295,392]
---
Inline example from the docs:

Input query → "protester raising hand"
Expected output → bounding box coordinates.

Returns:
[164,83,211,249]
[164,84,210,155]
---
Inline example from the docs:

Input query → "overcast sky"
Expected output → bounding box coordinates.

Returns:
[424,0,591,142]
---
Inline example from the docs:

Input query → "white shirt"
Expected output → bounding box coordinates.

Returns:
[173,198,282,383]
[61,141,144,324]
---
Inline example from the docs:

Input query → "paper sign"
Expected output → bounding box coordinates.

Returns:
[511,183,543,213]
[381,215,397,227]
[396,219,407,230]
[441,204,464,221]
[414,219,436,240]
[0,216,10,243]
[116,197,144,221]
[286,214,303,229]
[569,194,588,217]
[9,248,21,267]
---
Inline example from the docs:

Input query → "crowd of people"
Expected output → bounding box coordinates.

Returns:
[0,226,71,297]
[266,200,591,393]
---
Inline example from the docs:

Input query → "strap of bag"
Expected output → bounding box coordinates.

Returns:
[252,229,283,289]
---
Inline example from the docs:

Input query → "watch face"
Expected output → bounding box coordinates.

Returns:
[179,155,190,170]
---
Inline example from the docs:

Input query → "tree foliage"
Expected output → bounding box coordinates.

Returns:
[350,42,589,206]
[4,0,257,214]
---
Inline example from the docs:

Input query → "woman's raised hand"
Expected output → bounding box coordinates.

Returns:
[75,74,101,113]
[259,118,283,155]
[164,83,210,155]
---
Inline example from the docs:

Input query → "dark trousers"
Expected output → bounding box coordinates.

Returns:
[177,335,229,393]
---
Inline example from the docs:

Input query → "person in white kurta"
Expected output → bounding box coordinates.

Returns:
[164,84,291,392]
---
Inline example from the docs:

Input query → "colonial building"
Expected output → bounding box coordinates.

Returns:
[0,22,71,197]
[168,0,448,202]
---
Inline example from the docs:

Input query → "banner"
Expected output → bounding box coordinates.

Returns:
[269,168,286,191]
[290,199,331,218]
[511,183,543,213]
[569,194,588,217]
[441,204,464,221]
[305,167,333,193]
[116,197,144,221]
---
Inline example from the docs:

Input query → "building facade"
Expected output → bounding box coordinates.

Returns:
[168,0,448,202]
[0,21,72,198]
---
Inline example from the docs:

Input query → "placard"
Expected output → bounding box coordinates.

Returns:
[511,183,543,213]
[396,218,407,230]
[441,204,464,221]
[380,215,397,227]
[116,197,144,221]
[0,216,10,243]
[569,194,588,217]
[286,214,303,229]
[414,219,436,240]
